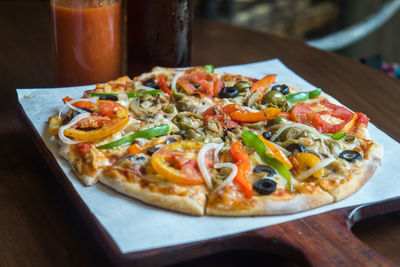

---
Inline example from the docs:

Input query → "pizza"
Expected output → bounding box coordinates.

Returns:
[48,65,383,216]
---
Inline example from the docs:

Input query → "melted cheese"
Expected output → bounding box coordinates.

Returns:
[320,114,344,125]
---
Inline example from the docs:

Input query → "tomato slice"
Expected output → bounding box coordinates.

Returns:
[61,99,129,141]
[151,141,205,185]
[202,105,241,128]
[290,100,362,134]
[177,72,220,98]
[97,100,128,118]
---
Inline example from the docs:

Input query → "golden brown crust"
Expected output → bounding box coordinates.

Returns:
[316,143,383,201]
[206,188,334,216]
[99,168,207,216]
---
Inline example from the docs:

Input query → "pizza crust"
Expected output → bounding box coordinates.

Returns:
[206,189,334,216]
[316,143,383,201]
[99,169,207,216]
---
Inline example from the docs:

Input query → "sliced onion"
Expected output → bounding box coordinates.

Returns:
[270,122,330,142]
[295,158,335,181]
[58,98,97,118]
[213,163,238,193]
[117,92,128,101]
[214,143,224,162]
[270,142,291,156]
[133,84,158,91]
[58,113,91,145]
[197,143,221,189]
[171,71,185,92]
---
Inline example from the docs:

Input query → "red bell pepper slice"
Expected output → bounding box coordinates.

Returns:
[230,141,252,198]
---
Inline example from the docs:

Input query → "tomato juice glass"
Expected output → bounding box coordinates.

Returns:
[51,0,121,86]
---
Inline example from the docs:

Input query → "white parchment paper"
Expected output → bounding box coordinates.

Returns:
[17,59,400,254]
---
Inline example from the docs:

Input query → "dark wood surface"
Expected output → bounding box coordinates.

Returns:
[1,1,399,266]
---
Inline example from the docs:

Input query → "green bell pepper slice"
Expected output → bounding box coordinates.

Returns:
[97,124,170,149]
[90,89,162,99]
[242,130,292,190]
[285,88,322,103]
[202,64,214,74]
[323,131,346,140]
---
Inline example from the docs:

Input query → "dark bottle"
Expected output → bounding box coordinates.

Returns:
[127,0,192,76]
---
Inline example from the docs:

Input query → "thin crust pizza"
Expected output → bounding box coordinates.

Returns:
[48,65,383,216]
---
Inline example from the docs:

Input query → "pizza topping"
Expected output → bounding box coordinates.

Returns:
[146,145,162,156]
[250,74,276,94]
[261,90,286,106]
[98,124,170,149]
[339,150,362,162]
[177,72,220,98]
[286,143,308,154]
[230,141,252,198]
[157,74,172,97]
[90,89,162,99]
[227,105,281,123]
[59,98,97,118]
[290,99,360,134]
[165,137,178,144]
[234,81,251,91]
[64,116,129,141]
[291,153,324,179]
[271,84,290,95]
[99,94,118,101]
[143,77,160,89]
[285,88,322,103]
[58,113,91,144]
[257,134,293,169]
[323,131,347,140]
[151,140,204,185]
[212,163,238,193]
[219,86,239,98]
[295,157,335,181]
[198,143,223,189]
[242,130,292,189]
[253,165,276,177]
[253,179,277,195]
[270,122,331,142]
[127,135,179,154]
[202,64,215,74]
[261,131,273,140]
[266,115,288,128]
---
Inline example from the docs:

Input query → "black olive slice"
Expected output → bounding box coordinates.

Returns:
[253,165,276,177]
[165,137,177,144]
[99,94,118,101]
[219,86,239,98]
[147,145,161,155]
[127,154,145,161]
[253,179,277,195]
[143,78,160,89]
[271,84,289,95]
[79,107,94,113]
[339,150,362,162]
[286,143,308,154]
[262,131,273,140]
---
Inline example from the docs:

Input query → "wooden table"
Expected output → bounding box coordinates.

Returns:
[1,1,399,266]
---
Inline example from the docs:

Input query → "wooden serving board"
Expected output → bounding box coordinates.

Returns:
[18,104,399,267]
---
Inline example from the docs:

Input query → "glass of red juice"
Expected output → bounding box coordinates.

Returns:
[126,0,192,76]
[51,0,122,86]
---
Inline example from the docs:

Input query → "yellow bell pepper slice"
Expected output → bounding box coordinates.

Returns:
[64,116,129,141]
[151,140,205,185]
[292,152,323,178]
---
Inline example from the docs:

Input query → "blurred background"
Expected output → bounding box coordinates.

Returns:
[195,0,400,76]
